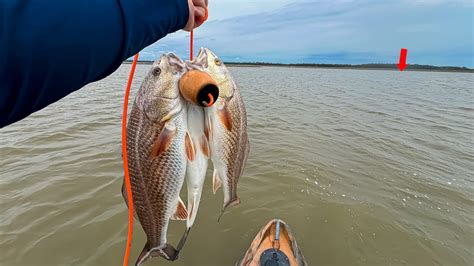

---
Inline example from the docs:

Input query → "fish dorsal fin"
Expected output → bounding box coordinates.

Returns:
[167,53,186,74]
[185,132,196,161]
[194,48,208,68]
[171,197,188,221]
[151,122,176,158]
[212,169,222,194]
[218,104,232,131]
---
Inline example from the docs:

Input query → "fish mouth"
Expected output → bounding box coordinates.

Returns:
[187,48,209,68]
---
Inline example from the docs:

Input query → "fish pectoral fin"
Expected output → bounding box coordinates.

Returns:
[200,135,210,157]
[212,170,222,194]
[171,197,188,221]
[218,104,232,131]
[151,122,176,158]
[185,132,196,161]
[205,114,213,141]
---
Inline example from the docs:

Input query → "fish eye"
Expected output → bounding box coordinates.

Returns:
[214,58,222,66]
[152,67,161,76]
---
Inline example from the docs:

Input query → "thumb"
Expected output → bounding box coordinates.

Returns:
[183,0,195,31]
[194,7,208,27]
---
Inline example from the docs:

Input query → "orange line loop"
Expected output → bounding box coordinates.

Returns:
[207,93,214,107]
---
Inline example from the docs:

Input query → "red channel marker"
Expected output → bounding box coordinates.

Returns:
[398,48,408,71]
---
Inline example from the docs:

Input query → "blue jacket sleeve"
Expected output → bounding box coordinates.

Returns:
[0,0,189,128]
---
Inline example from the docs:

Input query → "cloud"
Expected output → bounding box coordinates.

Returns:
[404,0,473,6]
[140,0,473,67]
[206,0,293,20]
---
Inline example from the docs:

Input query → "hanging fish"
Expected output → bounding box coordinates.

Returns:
[196,48,250,220]
[170,103,210,250]
[184,104,209,227]
[121,53,189,265]
[175,59,218,249]
[178,61,218,231]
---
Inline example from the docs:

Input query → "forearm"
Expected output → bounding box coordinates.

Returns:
[0,0,189,128]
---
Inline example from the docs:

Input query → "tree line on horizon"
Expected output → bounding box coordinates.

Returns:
[124,60,472,72]
[224,62,473,71]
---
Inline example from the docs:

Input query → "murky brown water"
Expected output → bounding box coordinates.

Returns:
[1,65,473,266]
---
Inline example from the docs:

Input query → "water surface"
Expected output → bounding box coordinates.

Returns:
[1,65,473,265]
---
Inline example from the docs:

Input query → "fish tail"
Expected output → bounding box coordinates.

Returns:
[217,197,240,222]
[217,208,225,223]
[226,196,241,209]
[135,242,178,266]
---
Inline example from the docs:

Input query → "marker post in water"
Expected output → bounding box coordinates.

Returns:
[398,48,408,71]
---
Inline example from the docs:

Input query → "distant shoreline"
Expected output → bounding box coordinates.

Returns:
[123,61,474,73]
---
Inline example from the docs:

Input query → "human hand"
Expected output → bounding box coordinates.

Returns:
[183,0,208,31]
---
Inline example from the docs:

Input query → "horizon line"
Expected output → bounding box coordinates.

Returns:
[123,61,473,72]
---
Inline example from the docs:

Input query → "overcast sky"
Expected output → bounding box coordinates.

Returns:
[139,0,473,67]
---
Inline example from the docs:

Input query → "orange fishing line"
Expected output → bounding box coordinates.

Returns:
[191,8,208,60]
[190,30,194,60]
[122,53,139,266]
[207,93,214,106]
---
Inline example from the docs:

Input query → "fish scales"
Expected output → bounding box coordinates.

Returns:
[127,104,186,245]
[196,48,250,212]
[122,50,250,264]
[214,91,248,204]
[122,53,188,265]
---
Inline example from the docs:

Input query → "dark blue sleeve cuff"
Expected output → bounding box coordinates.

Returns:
[118,0,190,59]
